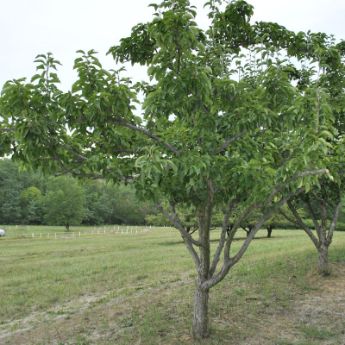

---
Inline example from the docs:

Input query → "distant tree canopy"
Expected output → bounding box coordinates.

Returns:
[0,159,45,224]
[43,176,85,230]
[0,160,154,226]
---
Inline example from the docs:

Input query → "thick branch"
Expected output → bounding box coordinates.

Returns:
[327,201,342,245]
[320,199,328,242]
[157,203,201,269]
[202,190,298,290]
[305,199,322,238]
[115,118,180,155]
[223,202,259,262]
[209,200,236,277]
[279,208,299,226]
[287,200,320,248]
[230,191,298,268]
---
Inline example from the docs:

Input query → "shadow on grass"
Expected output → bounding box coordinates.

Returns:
[159,236,274,246]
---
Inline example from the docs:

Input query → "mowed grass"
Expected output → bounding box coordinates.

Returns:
[0,224,148,238]
[0,227,345,345]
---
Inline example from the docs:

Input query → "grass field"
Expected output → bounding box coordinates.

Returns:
[0,226,345,345]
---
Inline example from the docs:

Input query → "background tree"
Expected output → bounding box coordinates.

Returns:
[278,38,345,276]
[83,181,154,225]
[0,0,336,339]
[43,176,85,231]
[0,160,154,226]
[0,160,45,224]
[20,186,43,224]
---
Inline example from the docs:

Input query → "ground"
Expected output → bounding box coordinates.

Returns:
[0,226,344,345]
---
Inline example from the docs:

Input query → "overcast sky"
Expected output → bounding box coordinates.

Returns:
[0,0,344,90]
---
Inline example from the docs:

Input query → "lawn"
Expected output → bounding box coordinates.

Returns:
[0,227,345,345]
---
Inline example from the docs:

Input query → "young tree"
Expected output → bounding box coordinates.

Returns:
[43,176,85,231]
[0,0,336,339]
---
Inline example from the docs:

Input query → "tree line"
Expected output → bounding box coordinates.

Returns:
[0,159,155,228]
[3,159,343,232]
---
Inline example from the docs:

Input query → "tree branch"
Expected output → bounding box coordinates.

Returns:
[265,169,329,206]
[217,131,245,153]
[209,200,236,277]
[327,201,342,245]
[287,200,320,249]
[115,118,180,155]
[157,203,201,269]
[279,208,300,227]
[202,189,299,290]
[304,199,322,238]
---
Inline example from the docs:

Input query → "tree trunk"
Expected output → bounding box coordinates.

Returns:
[66,223,70,231]
[318,243,330,276]
[267,225,273,238]
[192,202,212,339]
[192,284,209,339]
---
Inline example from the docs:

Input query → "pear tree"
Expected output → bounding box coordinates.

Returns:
[0,0,336,339]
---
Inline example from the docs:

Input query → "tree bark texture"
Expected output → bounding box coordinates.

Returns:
[318,243,330,276]
[192,285,209,339]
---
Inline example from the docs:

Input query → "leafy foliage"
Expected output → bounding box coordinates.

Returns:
[43,176,86,230]
[0,0,342,338]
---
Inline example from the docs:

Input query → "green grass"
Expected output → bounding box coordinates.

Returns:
[0,224,151,238]
[0,227,345,345]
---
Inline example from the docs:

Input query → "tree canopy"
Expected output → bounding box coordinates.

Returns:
[0,0,342,339]
[43,176,85,230]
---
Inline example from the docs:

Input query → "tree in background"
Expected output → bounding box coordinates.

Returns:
[82,180,155,225]
[0,160,22,224]
[0,0,337,339]
[43,176,85,231]
[0,160,153,226]
[278,39,345,275]
[20,186,43,224]
[0,159,45,224]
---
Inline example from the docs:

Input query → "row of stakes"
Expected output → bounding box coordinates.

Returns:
[29,226,153,240]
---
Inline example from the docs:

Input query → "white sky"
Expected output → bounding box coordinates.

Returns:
[0,0,344,90]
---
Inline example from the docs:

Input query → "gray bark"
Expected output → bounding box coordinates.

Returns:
[192,180,213,339]
[192,285,209,339]
[287,200,341,276]
[318,243,330,276]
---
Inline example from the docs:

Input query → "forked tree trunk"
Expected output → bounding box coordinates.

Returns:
[192,284,209,339]
[318,243,330,276]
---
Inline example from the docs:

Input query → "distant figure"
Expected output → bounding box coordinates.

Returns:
[0,229,6,237]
